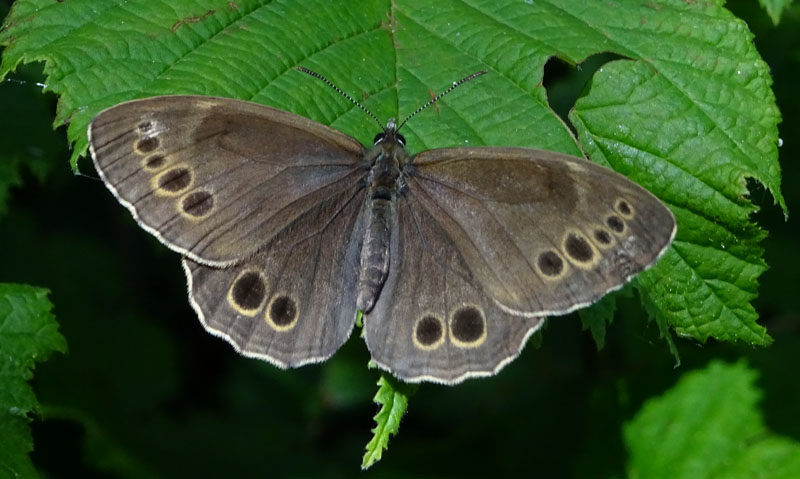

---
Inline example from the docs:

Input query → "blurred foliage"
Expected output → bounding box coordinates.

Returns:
[625,361,800,479]
[0,284,65,479]
[0,0,798,477]
[758,0,794,24]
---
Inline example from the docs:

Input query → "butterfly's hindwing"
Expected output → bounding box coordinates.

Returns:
[184,183,367,367]
[364,191,544,384]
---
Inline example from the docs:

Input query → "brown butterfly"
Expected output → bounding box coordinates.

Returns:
[88,69,675,384]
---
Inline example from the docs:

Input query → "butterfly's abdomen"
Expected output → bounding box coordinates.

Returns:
[356,147,401,312]
[357,197,392,312]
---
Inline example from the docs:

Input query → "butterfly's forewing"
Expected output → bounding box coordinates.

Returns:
[365,192,544,384]
[408,147,676,317]
[89,95,366,266]
[90,95,370,366]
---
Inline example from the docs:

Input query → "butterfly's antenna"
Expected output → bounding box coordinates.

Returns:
[397,70,488,131]
[296,66,385,131]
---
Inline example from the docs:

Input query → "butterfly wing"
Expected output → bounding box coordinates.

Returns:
[90,95,370,365]
[364,192,544,384]
[89,95,367,266]
[364,146,674,384]
[183,179,366,367]
[407,147,676,316]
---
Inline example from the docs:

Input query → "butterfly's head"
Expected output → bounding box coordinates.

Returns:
[373,118,406,147]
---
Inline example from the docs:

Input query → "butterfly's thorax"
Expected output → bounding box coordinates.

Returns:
[356,131,408,312]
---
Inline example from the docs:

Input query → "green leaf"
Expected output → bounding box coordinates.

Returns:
[759,0,794,24]
[362,373,416,469]
[579,284,639,350]
[0,0,784,344]
[624,361,800,479]
[579,290,616,350]
[0,283,67,479]
[0,0,780,351]
[568,5,781,346]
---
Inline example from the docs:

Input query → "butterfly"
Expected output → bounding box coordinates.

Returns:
[88,68,675,384]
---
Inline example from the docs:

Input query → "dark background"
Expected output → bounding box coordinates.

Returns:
[1,0,798,477]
